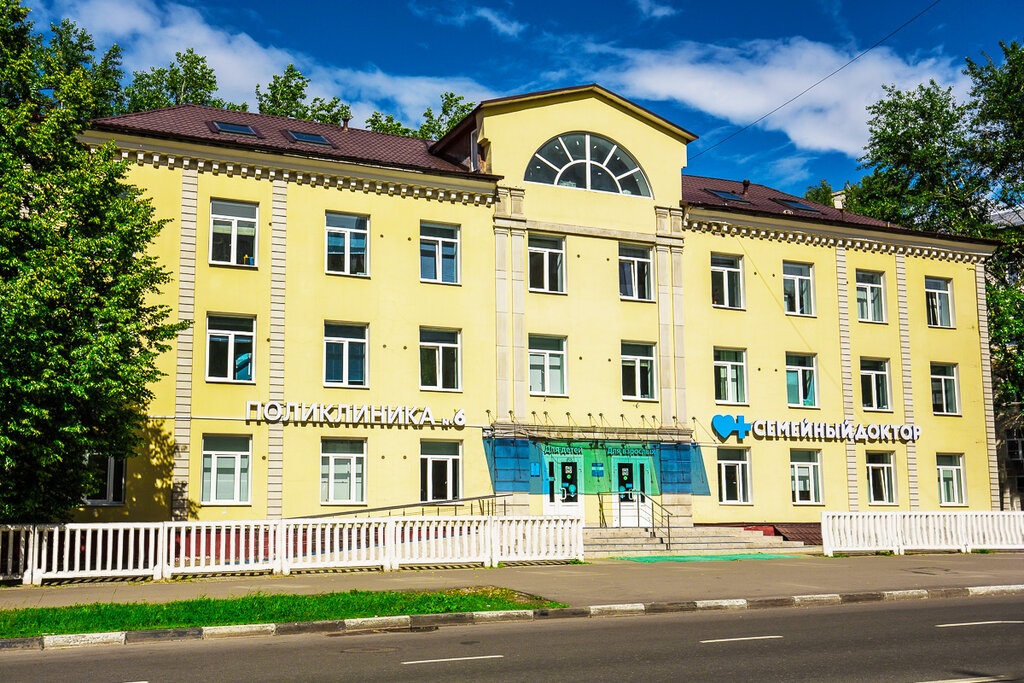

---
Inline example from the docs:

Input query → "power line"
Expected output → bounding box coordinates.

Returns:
[690,0,942,160]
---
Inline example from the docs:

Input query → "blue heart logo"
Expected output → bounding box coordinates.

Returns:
[712,414,752,441]
[711,414,736,440]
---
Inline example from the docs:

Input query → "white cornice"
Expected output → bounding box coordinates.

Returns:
[683,210,995,262]
[80,131,497,207]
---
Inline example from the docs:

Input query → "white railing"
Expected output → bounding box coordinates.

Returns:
[0,515,584,584]
[823,511,1024,556]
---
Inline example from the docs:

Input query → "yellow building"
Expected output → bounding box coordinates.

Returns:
[76,85,1000,530]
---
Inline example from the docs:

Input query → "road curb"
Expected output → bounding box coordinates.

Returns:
[4,583,1023,652]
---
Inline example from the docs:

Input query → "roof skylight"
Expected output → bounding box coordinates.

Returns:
[706,189,750,203]
[289,130,330,145]
[213,121,257,136]
[777,199,821,213]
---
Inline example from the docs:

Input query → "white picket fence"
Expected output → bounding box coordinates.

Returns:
[0,516,583,584]
[822,512,1024,556]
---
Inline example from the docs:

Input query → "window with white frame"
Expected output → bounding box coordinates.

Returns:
[714,348,747,403]
[786,353,817,407]
[528,235,565,293]
[210,200,257,266]
[201,435,251,505]
[420,441,461,502]
[866,452,896,504]
[529,335,566,395]
[621,342,656,400]
[325,212,368,276]
[420,223,459,284]
[931,363,959,414]
[936,453,965,505]
[321,440,365,504]
[860,358,890,411]
[207,315,254,382]
[783,262,814,315]
[1008,428,1024,463]
[718,448,750,504]
[324,323,367,387]
[420,328,460,390]
[856,270,886,322]
[711,255,743,308]
[790,450,821,504]
[925,277,953,327]
[619,244,652,300]
[85,455,125,505]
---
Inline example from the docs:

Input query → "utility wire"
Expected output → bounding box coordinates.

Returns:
[690,0,942,160]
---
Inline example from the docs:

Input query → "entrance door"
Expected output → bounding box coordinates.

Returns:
[614,460,652,527]
[544,459,582,516]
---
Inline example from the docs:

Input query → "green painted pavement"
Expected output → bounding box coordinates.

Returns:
[615,553,804,562]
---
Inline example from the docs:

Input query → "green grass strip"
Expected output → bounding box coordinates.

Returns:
[615,553,804,563]
[0,587,564,639]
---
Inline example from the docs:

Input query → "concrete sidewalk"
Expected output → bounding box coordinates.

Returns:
[1,552,1021,610]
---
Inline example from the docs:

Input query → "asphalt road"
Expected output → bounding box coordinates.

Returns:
[3,596,1023,682]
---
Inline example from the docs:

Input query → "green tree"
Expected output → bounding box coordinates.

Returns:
[255,64,351,125]
[366,91,474,140]
[122,48,245,113]
[45,19,123,118]
[804,179,835,207]
[0,0,185,522]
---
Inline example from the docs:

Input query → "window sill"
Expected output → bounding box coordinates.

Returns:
[325,271,370,279]
[856,318,888,325]
[786,404,821,410]
[711,304,746,311]
[84,501,125,507]
[867,501,900,506]
[530,392,569,398]
[792,501,825,506]
[199,502,252,507]
[206,379,257,385]
[785,312,817,318]
[715,401,750,407]
[939,502,968,508]
[623,396,659,403]
[718,501,753,506]
[320,502,368,507]
[419,386,464,393]
[420,279,462,287]
[209,261,258,270]
[324,383,370,390]
[529,288,568,296]
[620,296,656,304]
[862,407,894,413]
[926,324,956,330]
[933,412,963,417]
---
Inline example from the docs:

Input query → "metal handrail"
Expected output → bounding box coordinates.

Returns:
[288,493,514,519]
[595,491,674,548]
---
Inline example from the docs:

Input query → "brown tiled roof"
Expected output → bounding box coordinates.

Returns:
[90,105,499,181]
[682,174,998,246]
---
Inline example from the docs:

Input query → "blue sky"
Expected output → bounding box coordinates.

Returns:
[26,0,1024,196]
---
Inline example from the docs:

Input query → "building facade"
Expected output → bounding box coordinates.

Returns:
[76,85,1000,527]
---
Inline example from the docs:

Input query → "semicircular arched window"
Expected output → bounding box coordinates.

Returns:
[524,133,652,197]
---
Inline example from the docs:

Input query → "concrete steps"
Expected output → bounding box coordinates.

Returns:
[583,525,816,558]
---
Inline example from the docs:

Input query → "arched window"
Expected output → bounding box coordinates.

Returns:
[524,133,651,197]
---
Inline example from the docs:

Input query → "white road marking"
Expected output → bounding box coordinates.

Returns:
[935,620,1024,628]
[699,635,783,644]
[913,677,1010,682]
[402,654,504,665]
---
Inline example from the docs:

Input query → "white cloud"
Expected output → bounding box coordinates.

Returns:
[633,0,678,19]
[408,3,526,37]
[592,37,970,157]
[28,0,497,125]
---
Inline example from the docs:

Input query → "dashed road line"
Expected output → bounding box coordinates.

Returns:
[402,654,504,665]
[699,635,783,644]
[935,621,1023,628]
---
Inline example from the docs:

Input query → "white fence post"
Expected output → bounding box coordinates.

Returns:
[384,519,396,571]
[277,520,288,576]
[153,524,164,581]
[23,527,36,586]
